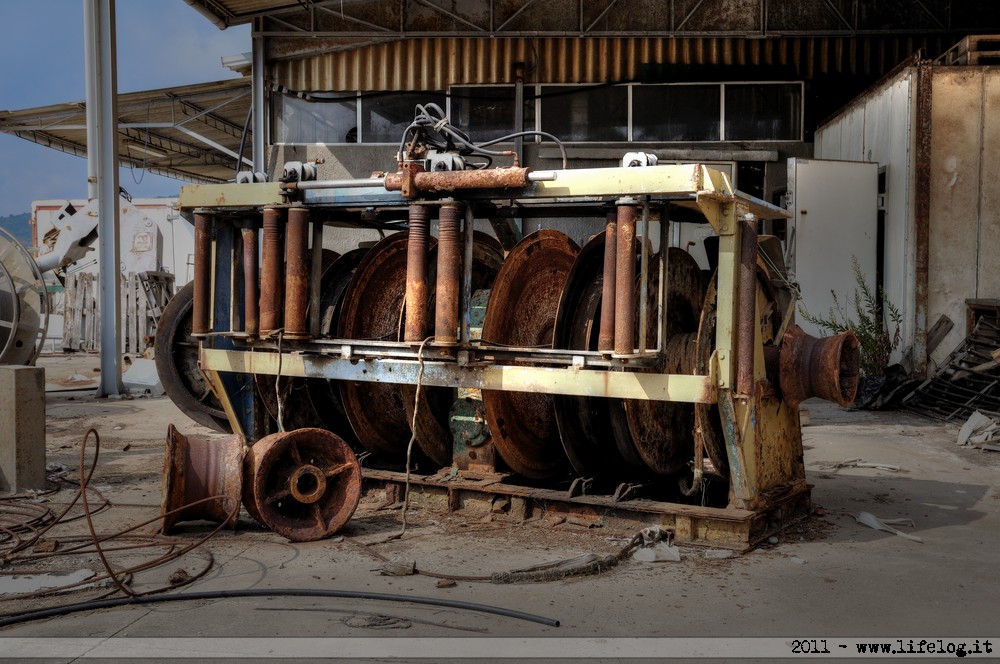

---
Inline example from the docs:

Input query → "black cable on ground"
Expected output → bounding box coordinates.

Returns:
[0,588,560,629]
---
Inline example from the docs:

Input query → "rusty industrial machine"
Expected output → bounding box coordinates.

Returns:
[159,108,858,548]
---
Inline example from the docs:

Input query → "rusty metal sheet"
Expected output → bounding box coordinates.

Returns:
[481,229,580,479]
[242,428,362,542]
[160,424,243,534]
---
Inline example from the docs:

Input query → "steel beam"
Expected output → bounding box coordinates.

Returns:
[201,347,716,404]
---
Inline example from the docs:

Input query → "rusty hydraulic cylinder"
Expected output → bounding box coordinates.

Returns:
[736,217,758,395]
[404,204,431,343]
[241,219,259,337]
[599,209,618,353]
[260,208,285,334]
[384,167,531,197]
[435,203,463,345]
[192,213,211,334]
[778,324,861,408]
[284,207,310,337]
[613,203,637,356]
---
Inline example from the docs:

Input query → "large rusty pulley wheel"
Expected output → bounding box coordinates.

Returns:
[155,282,232,432]
[242,428,362,542]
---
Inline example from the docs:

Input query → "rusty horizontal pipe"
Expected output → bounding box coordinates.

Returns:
[241,219,259,337]
[435,203,463,345]
[599,210,617,353]
[384,167,531,196]
[404,204,431,343]
[736,217,758,395]
[284,208,311,337]
[192,213,211,335]
[778,324,861,408]
[614,203,637,356]
[260,208,284,334]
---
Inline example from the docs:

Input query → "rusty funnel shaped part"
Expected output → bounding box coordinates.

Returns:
[160,424,244,533]
[778,324,861,408]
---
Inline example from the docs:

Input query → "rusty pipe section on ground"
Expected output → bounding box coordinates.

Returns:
[241,219,259,337]
[385,167,531,198]
[284,208,311,337]
[160,424,243,534]
[404,204,431,343]
[599,209,618,353]
[192,213,211,335]
[736,217,758,395]
[613,202,637,356]
[777,324,861,408]
[260,208,285,334]
[435,203,464,345]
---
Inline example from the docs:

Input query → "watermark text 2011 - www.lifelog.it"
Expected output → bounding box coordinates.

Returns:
[793,638,993,657]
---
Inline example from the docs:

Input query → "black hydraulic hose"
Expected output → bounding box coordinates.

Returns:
[0,588,560,629]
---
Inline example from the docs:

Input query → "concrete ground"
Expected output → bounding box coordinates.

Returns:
[1,354,998,662]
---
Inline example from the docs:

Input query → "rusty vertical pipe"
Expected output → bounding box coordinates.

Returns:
[192,213,211,334]
[404,204,431,343]
[599,209,617,353]
[284,207,310,337]
[260,207,285,334]
[309,219,324,337]
[737,217,758,395]
[613,202,637,356]
[435,202,463,345]
[241,218,259,337]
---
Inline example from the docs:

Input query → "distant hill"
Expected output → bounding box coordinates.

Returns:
[0,212,33,249]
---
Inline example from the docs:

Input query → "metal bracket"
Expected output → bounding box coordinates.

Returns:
[568,476,594,498]
[613,482,643,502]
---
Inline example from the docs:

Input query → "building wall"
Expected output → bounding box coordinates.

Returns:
[816,65,1000,369]
[928,67,1000,364]
[815,69,915,365]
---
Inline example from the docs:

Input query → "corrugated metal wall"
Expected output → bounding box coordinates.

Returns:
[270,36,948,91]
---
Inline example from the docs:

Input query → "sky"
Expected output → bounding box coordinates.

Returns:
[0,1,250,217]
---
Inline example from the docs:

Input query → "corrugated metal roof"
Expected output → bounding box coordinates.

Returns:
[270,36,949,91]
[0,78,252,184]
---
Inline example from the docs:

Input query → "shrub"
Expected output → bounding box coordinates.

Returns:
[799,256,902,378]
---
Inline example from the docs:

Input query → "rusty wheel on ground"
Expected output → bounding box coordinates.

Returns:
[242,428,362,542]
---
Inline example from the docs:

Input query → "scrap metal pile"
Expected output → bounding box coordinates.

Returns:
[156,108,861,547]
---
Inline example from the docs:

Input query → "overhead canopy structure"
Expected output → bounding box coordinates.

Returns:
[185,0,1000,38]
[0,77,252,184]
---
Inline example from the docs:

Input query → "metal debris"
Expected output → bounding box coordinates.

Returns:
[855,511,923,543]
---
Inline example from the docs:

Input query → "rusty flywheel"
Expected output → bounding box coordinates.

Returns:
[480,230,580,479]
[242,428,362,542]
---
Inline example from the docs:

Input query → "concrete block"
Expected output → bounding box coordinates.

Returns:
[0,365,46,493]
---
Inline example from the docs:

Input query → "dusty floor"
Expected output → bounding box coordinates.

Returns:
[1,354,998,661]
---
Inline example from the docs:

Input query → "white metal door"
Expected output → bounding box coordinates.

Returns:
[786,158,879,338]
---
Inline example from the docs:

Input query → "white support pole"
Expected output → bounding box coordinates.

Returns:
[251,18,265,175]
[84,0,123,397]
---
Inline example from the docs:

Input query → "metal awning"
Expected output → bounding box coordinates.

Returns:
[0,77,252,185]
[184,0,1000,37]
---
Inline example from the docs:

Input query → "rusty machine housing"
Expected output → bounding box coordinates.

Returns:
[168,154,859,550]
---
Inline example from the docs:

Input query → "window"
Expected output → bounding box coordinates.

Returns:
[449,86,535,142]
[272,93,357,145]
[361,91,446,144]
[632,85,721,142]
[539,85,628,142]
[724,83,802,141]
